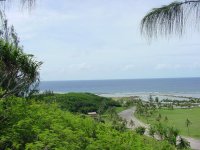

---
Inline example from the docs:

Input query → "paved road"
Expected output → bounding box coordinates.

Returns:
[118,107,200,150]
[118,107,148,129]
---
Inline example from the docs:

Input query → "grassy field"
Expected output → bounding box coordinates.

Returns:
[115,106,127,113]
[136,108,200,139]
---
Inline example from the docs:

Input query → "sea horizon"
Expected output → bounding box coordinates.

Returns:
[39,77,200,99]
[40,76,200,82]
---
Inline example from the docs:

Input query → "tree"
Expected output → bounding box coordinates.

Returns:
[0,0,36,40]
[107,107,118,120]
[149,126,156,137]
[0,0,36,36]
[0,13,20,47]
[156,113,162,122]
[177,136,190,149]
[129,119,135,127]
[0,1,42,98]
[158,101,162,109]
[145,110,151,123]
[141,1,200,39]
[166,127,179,146]
[154,123,167,140]
[185,118,192,135]
[149,94,154,103]
[164,116,168,123]
[135,126,146,135]
[155,97,159,103]
[0,40,42,98]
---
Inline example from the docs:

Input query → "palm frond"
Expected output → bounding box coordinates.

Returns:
[0,0,36,10]
[20,0,36,9]
[141,0,200,40]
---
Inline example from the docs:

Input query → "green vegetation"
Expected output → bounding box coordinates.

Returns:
[107,96,140,114]
[134,97,195,148]
[0,39,175,149]
[34,92,120,114]
[135,126,146,135]
[0,40,42,98]
[0,16,42,98]
[0,96,175,150]
[136,108,200,139]
[148,122,190,149]
[114,106,127,113]
[0,1,191,148]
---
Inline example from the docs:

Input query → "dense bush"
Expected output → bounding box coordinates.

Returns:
[135,126,146,135]
[0,97,175,150]
[34,92,121,114]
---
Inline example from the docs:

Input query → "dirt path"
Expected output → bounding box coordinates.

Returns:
[118,107,200,150]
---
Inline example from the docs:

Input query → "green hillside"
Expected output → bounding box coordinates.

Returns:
[34,92,120,114]
[0,95,174,150]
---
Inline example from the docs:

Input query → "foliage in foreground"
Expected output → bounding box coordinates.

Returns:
[0,97,175,150]
[141,1,200,39]
[0,39,42,98]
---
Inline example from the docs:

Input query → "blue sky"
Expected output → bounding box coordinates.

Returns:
[6,0,200,81]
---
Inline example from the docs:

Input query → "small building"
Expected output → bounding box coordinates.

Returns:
[87,112,97,118]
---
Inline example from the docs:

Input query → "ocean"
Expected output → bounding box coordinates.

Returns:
[39,77,200,100]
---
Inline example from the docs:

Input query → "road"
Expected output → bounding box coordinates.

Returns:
[118,107,200,150]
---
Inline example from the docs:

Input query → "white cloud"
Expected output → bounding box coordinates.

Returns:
[155,64,182,70]
[155,64,170,70]
[122,64,135,71]
[189,63,200,69]
[155,63,200,70]
[68,63,92,71]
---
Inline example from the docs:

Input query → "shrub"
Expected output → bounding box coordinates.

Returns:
[34,93,121,114]
[135,126,146,135]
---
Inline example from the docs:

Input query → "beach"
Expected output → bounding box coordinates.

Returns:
[99,92,200,101]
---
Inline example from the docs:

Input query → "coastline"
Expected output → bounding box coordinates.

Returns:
[98,92,200,101]
[40,90,200,101]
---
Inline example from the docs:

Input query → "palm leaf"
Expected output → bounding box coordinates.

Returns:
[141,0,200,39]
[19,0,36,9]
[0,0,36,9]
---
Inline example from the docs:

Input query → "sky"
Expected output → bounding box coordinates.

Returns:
[5,0,200,81]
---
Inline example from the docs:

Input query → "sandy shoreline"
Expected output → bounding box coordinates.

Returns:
[99,92,200,101]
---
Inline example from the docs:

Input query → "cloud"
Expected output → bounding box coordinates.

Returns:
[155,63,200,70]
[68,63,92,71]
[155,64,182,70]
[122,64,135,71]
[189,63,200,69]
